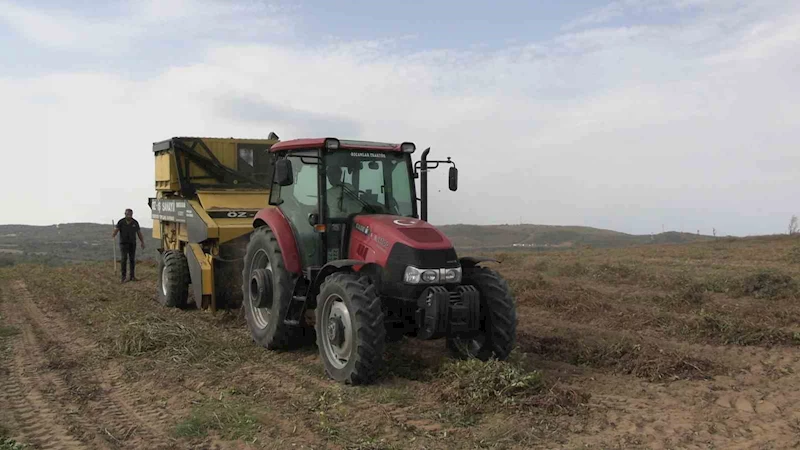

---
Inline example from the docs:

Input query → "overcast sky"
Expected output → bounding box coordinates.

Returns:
[1,0,798,236]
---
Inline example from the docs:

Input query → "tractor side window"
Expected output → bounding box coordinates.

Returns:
[288,157,318,207]
[278,154,321,268]
[390,161,413,217]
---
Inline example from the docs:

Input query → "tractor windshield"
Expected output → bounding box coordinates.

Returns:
[325,150,414,219]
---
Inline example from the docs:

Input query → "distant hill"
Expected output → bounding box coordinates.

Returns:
[0,223,160,265]
[0,221,716,265]
[436,224,716,249]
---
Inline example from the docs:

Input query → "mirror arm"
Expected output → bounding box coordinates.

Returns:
[414,159,454,173]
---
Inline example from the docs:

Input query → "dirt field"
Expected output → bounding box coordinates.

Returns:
[2,235,800,449]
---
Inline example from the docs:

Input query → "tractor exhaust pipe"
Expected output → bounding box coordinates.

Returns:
[420,147,430,222]
[416,147,457,222]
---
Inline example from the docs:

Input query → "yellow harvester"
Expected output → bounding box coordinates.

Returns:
[148,134,279,311]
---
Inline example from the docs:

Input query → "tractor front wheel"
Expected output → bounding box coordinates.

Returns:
[241,227,295,350]
[157,250,189,308]
[316,273,385,385]
[447,267,517,360]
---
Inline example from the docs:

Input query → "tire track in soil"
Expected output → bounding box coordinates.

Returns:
[18,272,448,448]
[8,279,178,449]
[0,325,87,449]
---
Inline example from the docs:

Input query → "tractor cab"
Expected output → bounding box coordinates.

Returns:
[267,138,424,269]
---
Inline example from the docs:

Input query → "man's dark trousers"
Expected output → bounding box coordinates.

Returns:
[120,243,136,280]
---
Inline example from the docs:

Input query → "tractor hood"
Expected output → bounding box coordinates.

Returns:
[351,215,454,251]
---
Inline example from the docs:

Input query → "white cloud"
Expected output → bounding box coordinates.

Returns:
[1,1,799,235]
[0,1,141,52]
[0,0,291,53]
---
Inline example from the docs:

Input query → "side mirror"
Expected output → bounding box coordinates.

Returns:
[275,159,293,186]
[448,166,458,191]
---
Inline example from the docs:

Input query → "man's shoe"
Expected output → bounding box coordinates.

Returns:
[129,277,138,282]
[120,278,127,284]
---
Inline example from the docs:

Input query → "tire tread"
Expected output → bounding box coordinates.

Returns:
[316,272,385,385]
[448,267,517,360]
[241,227,296,350]
[159,250,189,308]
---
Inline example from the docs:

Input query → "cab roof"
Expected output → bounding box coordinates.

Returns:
[269,138,408,153]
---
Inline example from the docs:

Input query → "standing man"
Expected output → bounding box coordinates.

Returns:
[112,208,145,283]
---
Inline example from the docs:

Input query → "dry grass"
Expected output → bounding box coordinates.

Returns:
[3,234,800,449]
[438,357,545,409]
[519,330,717,381]
[737,269,798,299]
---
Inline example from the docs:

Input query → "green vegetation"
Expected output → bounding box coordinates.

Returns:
[0,438,27,450]
[737,269,797,299]
[438,357,544,409]
[0,423,25,450]
[0,325,19,338]
[174,397,261,441]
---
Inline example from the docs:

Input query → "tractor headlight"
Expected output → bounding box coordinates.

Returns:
[404,266,422,284]
[404,266,460,284]
[443,267,462,283]
[421,270,439,283]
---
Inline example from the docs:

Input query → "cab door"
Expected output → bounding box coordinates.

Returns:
[272,152,323,269]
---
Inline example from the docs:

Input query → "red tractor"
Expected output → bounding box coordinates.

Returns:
[242,138,517,384]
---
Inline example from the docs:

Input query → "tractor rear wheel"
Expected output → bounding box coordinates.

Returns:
[447,267,516,360]
[241,227,295,350]
[157,250,189,308]
[316,273,385,385]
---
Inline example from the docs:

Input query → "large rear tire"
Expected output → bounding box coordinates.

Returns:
[157,250,189,308]
[316,273,385,385]
[447,267,517,360]
[241,227,296,350]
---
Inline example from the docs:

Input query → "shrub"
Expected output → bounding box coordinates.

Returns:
[738,270,797,299]
[439,358,544,409]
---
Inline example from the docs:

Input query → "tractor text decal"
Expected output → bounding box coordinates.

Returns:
[354,222,370,235]
[350,152,386,158]
[373,234,390,248]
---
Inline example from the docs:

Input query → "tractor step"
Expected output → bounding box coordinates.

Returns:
[284,295,307,326]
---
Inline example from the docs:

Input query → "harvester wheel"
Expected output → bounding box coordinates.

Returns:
[316,273,385,385]
[157,250,189,308]
[241,227,295,350]
[447,267,517,361]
